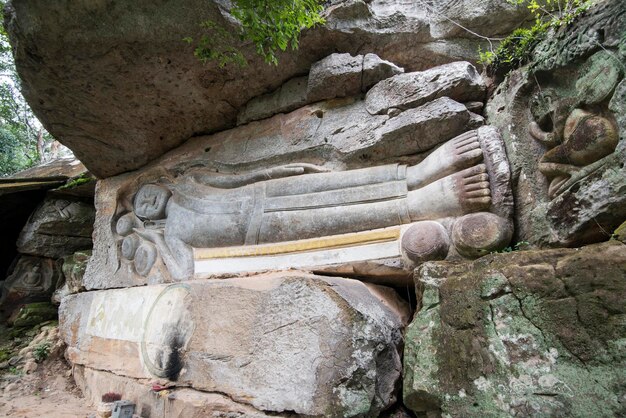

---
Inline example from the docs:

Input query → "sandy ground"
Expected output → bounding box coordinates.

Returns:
[0,357,93,417]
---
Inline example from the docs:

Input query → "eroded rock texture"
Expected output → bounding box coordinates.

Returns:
[404,241,626,417]
[16,198,94,259]
[486,0,626,247]
[6,0,530,177]
[61,273,408,417]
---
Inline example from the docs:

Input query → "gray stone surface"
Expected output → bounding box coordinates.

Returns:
[374,97,470,156]
[61,273,408,417]
[362,53,405,91]
[307,53,363,102]
[403,241,626,417]
[422,0,533,39]
[6,1,530,177]
[485,1,626,247]
[16,198,94,258]
[237,53,403,125]
[365,61,486,115]
[61,250,91,294]
[237,76,308,125]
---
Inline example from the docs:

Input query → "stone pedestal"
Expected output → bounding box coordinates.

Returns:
[61,273,409,417]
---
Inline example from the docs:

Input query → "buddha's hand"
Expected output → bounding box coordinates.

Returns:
[134,228,166,246]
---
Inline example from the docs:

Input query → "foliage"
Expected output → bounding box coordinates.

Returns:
[493,241,531,254]
[0,0,59,177]
[186,0,325,67]
[479,0,593,72]
[0,347,10,362]
[57,173,94,190]
[32,342,50,363]
[8,366,23,375]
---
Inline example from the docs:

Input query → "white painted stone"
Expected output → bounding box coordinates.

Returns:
[195,240,400,277]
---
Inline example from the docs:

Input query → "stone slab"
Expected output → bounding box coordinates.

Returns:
[60,273,408,417]
[365,61,486,115]
[73,366,279,418]
[307,53,363,102]
[238,53,403,125]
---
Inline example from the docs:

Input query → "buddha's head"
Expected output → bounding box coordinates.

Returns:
[133,184,171,221]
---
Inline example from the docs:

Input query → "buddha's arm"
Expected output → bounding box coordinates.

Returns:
[189,163,329,189]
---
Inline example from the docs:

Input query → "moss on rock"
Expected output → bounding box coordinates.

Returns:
[404,241,626,417]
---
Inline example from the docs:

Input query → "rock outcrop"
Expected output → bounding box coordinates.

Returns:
[5,0,531,177]
[16,198,94,259]
[0,160,95,322]
[404,241,626,417]
[82,60,513,289]
[485,0,626,247]
[5,2,625,417]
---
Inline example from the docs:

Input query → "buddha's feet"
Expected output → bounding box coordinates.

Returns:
[407,130,484,190]
[455,164,492,213]
[407,164,491,220]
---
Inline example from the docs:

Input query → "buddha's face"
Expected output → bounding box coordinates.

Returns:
[134,184,171,220]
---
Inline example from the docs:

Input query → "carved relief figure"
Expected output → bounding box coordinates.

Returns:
[115,131,497,280]
[529,51,622,198]
[0,256,60,317]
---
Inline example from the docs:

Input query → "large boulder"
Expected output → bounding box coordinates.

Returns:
[60,273,409,417]
[5,0,530,177]
[16,197,95,259]
[403,241,626,417]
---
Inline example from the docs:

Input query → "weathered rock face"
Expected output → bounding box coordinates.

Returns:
[61,273,408,417]
[0,158,90,280]
[6,0,530,177]
[0,161,95,326]
[404,241,626,417]
[51,250,91,304]
[485,0,626,247]
[60,250,90,294]
[74,366,285,418]
[0,256,61,319]
[16,198,95,259]
[238,52,404,125]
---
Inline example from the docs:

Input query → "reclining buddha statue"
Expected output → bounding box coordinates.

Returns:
[114,129,511,281]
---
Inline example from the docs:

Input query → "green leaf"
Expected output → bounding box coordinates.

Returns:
[188,0,325,67]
